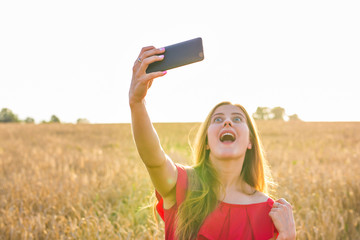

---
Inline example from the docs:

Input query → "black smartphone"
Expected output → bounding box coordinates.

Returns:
[146,37,204,73]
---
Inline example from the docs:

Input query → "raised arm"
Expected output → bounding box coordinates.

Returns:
[129,46,177,207]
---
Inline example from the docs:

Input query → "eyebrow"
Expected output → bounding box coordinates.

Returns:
[212,112,246,118]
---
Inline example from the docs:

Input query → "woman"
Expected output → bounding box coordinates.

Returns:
[129,46,296,240]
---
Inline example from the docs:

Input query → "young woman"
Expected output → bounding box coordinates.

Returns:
[129,46,296,240]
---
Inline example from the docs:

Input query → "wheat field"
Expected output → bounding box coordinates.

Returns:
[0,121,359,239]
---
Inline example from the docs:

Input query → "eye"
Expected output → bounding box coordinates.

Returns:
[233,117,242,122]
[214,117,223,123]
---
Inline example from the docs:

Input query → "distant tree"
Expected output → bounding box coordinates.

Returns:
[0,108,19,123]
[271,107,286,120]
[50,115,60,123]
[289,114,301,121]
[252,107,273,120]
[77,118,90,124]
[24,117,35,123]
[253,106,301,121]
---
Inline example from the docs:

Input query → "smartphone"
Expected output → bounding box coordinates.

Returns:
[146,37,204,73]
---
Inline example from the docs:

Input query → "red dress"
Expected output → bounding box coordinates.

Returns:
[156,164,278,240]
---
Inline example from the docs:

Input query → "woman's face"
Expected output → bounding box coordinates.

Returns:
[207,105,251,161]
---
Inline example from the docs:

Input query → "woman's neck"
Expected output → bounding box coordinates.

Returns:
[210,156,256,200]
[210,157,244,190]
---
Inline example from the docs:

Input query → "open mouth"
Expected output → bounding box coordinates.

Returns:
[220,132,236,143]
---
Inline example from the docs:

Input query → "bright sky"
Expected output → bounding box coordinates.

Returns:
[1,1,359,123]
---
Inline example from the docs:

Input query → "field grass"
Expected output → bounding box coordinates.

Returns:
[0,121,359,239]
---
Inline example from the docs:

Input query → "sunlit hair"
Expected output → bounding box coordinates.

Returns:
[175,101,274,240]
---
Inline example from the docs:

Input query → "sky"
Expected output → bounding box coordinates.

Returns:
[1,1,359,123]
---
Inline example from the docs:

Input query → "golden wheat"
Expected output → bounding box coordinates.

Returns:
[0,121,359,239]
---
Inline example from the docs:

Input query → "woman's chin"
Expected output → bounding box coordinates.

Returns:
[210,151,245,161]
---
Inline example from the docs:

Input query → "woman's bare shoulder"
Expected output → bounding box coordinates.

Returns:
[254,191,271,203]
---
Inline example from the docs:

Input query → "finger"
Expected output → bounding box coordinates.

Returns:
[136,47,165,69]
[272,202,281,209]
[144,70,167,81]
[133,49,161,72]
[134,57,142,66]
[140,47,165,61]
[272,203,284,211]
[276,198,292,209]
[138,46,156,58]
[137,71,166,91]
[148,79,154,89]
[269,210,278,218]
[139,55,165,73]
[134,46,157,66]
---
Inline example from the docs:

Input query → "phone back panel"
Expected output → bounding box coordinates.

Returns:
[146,37,204,73]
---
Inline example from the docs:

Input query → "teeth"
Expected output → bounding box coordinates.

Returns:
[222,133,234,138]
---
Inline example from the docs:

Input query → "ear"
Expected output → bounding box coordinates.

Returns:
[247,142,252,149]
[206,145,210,150]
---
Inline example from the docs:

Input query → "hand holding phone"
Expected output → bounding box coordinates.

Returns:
[146,37,204,73]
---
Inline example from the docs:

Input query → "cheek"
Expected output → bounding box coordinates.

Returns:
[207,126,218,146]
[237,125,251,142]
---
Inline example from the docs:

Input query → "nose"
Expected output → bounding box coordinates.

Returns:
[223,119,232,127]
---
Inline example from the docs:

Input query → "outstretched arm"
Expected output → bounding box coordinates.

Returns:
[129,46,177,207]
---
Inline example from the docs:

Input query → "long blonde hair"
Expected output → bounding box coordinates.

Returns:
[175,101,274,240]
